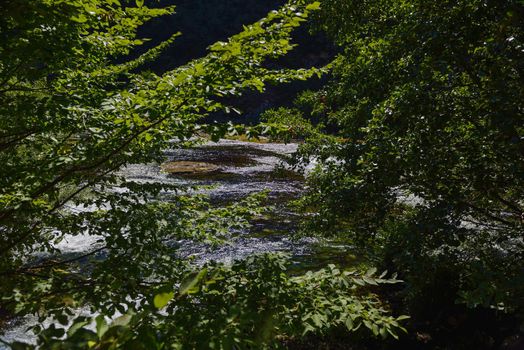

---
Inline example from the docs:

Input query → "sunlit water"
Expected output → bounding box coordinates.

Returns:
[1,140,353,347]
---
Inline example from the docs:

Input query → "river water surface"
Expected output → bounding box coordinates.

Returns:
[1,139,355,346]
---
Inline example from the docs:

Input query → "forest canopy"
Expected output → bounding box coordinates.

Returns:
[1,0,523,349]
[266,0,523,346]
[0,0,406,348]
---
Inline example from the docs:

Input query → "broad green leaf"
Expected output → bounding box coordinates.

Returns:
[345,316,354,330]
[179,268,208,295]
[95,315,108,338]
[305,2,321,11]
[153,292,175,309]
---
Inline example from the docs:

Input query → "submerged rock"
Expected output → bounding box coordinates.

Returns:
[160,161,220,174]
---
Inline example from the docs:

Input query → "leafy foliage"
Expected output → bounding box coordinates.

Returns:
[0,0,406,347]
[285,0,524,317]
[260,107,319,142]
[14,254,405,349]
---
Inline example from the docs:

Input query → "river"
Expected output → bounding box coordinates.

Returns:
[0,139,354,346]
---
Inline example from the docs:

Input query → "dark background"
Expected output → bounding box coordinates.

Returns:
[135,0,334,124]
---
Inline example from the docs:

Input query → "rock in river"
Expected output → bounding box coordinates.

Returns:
[160,161,220,174]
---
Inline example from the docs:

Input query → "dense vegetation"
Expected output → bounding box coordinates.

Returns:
[0,0,406,348]
[1,0,522,349]
[267,0,523,347]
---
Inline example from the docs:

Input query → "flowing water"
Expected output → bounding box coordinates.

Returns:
[1,139,356,346]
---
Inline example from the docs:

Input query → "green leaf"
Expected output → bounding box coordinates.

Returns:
[95,315,108,338]
[112,312,134,327]
[153,291,174,309]
[365,267,377,276]
[388,328,400,340]
[67,320,89,337]
[305,2,321,11]
[70,14,87,23]
[179,268,208,295]
[362,276,379,285]
[311,314,323,328]
[345,316,354,330]
[379,327,387,338]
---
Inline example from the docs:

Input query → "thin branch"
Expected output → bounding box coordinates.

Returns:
[0,86,50,94]
[488,190,523,215]
[20,246,106,273]
[1,98,186,254]
[0,130,38,151]
[0,162,123,257]
[462,201,515,227]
